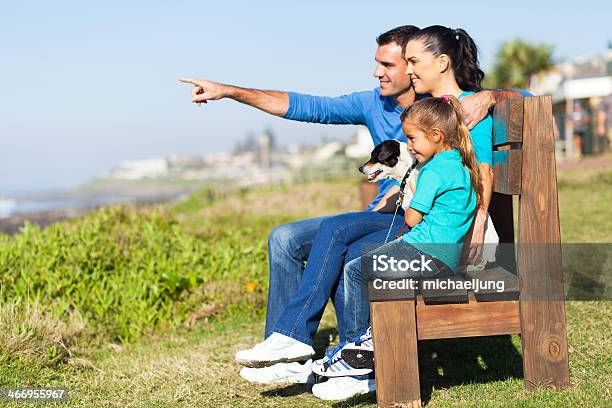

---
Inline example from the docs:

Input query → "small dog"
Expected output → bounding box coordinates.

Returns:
[359,139,419,204]
[359,139,498,269]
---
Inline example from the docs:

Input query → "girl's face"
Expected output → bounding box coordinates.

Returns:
[404,39,444,95]
[402,119,438,163]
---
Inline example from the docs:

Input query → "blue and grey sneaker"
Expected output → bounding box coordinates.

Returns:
[312,327,374,377]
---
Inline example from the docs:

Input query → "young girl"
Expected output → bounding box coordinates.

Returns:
[311,95,482,396]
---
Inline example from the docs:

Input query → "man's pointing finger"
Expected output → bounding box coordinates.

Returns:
[178,77,198,85]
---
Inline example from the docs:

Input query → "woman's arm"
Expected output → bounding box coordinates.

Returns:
[463,163,493,261]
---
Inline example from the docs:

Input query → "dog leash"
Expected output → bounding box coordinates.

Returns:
[383,162,418,244]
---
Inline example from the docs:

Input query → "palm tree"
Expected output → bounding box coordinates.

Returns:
[485,40,555,89]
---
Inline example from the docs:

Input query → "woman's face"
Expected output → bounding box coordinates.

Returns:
[404,39,443,95]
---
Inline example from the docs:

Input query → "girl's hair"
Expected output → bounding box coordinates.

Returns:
[401,96,483,206]
[409,25,484,92]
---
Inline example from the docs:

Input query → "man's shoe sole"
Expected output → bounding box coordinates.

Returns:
[236,354,314,368]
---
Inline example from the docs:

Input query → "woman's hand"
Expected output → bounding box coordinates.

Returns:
[462,212,487,263]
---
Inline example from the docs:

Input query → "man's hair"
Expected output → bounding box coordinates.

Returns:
[376,25,420,50]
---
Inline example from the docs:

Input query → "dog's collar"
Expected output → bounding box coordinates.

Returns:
[397,161,418,206]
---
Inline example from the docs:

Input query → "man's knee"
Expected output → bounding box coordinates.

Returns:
[268,222,302,255]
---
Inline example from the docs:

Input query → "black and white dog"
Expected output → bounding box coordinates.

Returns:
[359,139,419,203]
[359,139,498,269]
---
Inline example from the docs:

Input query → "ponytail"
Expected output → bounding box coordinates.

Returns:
[410,25,484,92]
[453,29,484,92]
[447,96,483,207]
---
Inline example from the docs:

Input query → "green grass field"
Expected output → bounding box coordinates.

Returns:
[0,168,610,407]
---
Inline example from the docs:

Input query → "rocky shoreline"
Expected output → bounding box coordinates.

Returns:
[0,207,92,235]
[0,192,189,235]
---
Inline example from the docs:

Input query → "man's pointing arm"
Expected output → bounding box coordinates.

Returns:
[178,77,289,117]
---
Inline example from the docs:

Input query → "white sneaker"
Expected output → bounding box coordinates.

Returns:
[235,332,315,367]
[311,376,376,401]
[239,360,315,384]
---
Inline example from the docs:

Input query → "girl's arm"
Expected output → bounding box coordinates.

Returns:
[404,207,424,227]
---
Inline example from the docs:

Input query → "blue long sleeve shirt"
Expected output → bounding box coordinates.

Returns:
[284,88,406,208]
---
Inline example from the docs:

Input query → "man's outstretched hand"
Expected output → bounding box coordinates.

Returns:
[178,77,226,104]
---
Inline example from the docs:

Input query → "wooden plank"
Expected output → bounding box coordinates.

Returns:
[371,300,421,408]
[493,149,522,195]
[420,274,469,304]
[415,296,520,340]
[517,96,570,390]
[462,265,519,301]
[493,97,524,146]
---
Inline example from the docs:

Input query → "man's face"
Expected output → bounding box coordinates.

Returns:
[373,42,412,97]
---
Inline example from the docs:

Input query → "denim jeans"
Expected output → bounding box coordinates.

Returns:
[266,211,404,345]
[343,239,446,338]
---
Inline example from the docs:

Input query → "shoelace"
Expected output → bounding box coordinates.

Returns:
[325,327,373,362]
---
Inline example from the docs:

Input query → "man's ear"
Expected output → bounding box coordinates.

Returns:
[438,54,450,73]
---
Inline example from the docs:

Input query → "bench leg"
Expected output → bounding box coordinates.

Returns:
[520,300,570,389]
[371,300,421,408]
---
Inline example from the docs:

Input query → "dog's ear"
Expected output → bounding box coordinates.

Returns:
[377,140,400,166]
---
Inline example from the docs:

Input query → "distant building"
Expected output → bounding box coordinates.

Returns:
[107,158,169,180]
[345,127,375,158]
[313,141,343,163]
[529,50,612,159]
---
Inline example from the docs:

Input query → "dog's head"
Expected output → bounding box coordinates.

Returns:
[359,140,415,183]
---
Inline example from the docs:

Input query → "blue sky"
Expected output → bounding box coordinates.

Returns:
[1,0,610,193]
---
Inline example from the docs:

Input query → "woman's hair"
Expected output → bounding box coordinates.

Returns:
[401,96,483,206]
[410,25,484,92]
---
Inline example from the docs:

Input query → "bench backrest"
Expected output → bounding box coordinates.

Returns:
[490,96,569,387]
[490,96,562,246]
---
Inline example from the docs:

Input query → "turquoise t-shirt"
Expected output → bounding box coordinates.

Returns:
[403,149,477,271]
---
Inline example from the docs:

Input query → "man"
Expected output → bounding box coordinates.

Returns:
[179,25,521,400]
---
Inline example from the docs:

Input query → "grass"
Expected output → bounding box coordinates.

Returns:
[0,169,610,407]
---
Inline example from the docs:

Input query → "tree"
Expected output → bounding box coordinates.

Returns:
[485,39,555,89]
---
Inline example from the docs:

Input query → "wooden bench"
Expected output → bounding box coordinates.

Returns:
[368,96,570,407]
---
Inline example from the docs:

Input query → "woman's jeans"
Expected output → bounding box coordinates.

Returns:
[265,211,404,345]
[343,239,448,338]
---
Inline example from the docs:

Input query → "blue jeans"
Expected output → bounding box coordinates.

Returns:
[343,239,446,338]
[265,211,404,345]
